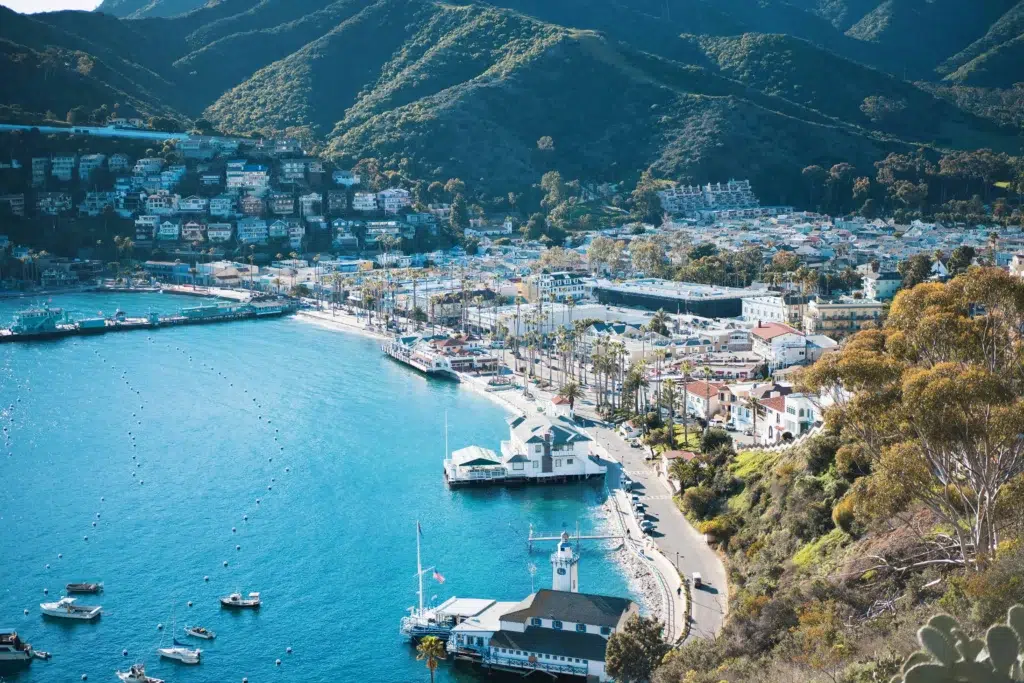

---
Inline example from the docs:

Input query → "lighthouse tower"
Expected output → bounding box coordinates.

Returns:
[550,531,579,593]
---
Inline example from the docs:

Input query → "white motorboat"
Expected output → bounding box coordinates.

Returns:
[40,597,102,620]
[219,591,260,609]
[116,663,165,683]
[0,630,32,661]
[157,639,201,664]
[183,625,215,640]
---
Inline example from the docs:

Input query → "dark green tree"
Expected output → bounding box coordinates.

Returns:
[605,614,670,683]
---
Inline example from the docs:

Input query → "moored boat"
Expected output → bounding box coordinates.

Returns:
[157,640,201,664]
[183,625,215,640]
[40,597,102,620]
[0,630,32,661]
[116,663,164,683]
[220,592,260,609]
[65,582,103,594]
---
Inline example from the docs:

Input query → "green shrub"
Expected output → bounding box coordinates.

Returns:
[832,494,857,534]
[697,514,740,541]
[681,486,718,521]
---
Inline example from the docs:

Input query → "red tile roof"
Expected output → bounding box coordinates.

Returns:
[751,322,802,341]
[683,380,726,396]
[760,396,787,413]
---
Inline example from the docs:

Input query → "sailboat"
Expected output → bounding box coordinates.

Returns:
[398,520,454,641]
[157,606,201,664]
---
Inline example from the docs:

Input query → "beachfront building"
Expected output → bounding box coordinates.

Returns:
[443,414,605,487]
[741,292,809,326]
[758,392,822,445]
[448,583,638,682]
[524,272,587,303]
[803,297,884,336]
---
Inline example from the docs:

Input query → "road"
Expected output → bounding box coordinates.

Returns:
[587,419,728,640]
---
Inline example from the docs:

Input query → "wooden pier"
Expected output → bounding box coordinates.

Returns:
[526,525,622,551]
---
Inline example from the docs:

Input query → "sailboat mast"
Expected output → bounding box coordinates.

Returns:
[444,411,449,462]
[416,520,424,615]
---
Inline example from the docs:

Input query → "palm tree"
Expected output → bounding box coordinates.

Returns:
[680,360,693,446]
[662,378,677,449]
[416,635,446,683]
[558,381,584,412]
[744,395,761,445]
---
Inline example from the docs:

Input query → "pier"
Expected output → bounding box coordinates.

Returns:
[526,525,621,552]
[0,300,295,344]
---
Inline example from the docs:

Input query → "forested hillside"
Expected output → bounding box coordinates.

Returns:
[0,0,1019,204]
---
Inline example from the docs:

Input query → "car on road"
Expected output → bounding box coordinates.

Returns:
[629,439,642,448]
[631,494,640,505]
[692,572,703,588]
[640,520,654,534]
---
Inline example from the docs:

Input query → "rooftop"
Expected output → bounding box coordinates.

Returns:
[596,278,767,301]
[490,627,610,661]
[501,589,635,628]
[508,415,591,446]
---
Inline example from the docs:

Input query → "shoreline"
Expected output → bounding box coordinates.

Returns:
[290,306,687,637]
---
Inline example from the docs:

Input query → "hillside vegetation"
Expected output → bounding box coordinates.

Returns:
[0,0,1019,203]
[655,268,1024,683]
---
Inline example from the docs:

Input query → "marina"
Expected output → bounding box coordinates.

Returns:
[0,299,295,344]
[0,292,635,683]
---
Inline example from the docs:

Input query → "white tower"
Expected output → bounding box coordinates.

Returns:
[550,531,579,593]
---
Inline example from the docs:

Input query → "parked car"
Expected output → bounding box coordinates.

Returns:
[640,520,654,534]
[629,439,642,448]
[692,572,703,588]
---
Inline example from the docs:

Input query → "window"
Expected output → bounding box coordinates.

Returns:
[532,461,539,469]
[552,620,563,630]
[566,458,573,465]
[576,623,587,633]
[531,617,542,626]
[556,567,566,575]
[554,459,561,467]
[600,626,612,635]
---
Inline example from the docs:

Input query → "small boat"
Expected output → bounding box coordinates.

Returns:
[183,625,215,640]
[116,663,165,683]
[157,639,201,664]
[0,630,33,661]
[65,582,103,594]
[220,592,260,609]
[32,650,51,660]
[40,597,102,620]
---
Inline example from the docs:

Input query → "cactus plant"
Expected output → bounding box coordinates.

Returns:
[893,605,1024,683]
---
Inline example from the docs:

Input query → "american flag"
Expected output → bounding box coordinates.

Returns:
[432,570,446,584]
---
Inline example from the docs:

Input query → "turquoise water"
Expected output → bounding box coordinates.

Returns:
[0,293,632,683]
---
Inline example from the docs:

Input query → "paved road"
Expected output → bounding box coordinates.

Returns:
[588,421,728,640]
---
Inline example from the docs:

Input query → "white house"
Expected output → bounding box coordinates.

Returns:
[135,215,159,240]
[758,392,821,445]
[207,223,233,243]
[863,271,902,301]
[157,220,180,241]
[448,587,639,683]
[352,192,378,212]
[377,187,411,214]
[741,293,808,326]
[178,195,209,214]
[527,272,586,302]
[444,414,605,485]
[332,169,360,186]
[750,322,806,370]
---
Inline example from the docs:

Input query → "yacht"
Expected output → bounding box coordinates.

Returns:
[157,639,201,664]
[0,630,32,661]
[65,582,103,594]
[399,521,455,641]
[183,625,215,640]
[220,592,260,609]
[40,597,102,620]
[116,663,165,683]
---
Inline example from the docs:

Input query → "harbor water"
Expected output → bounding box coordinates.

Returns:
[0,293,635,682]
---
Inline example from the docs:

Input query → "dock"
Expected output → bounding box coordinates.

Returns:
[0,300,296,344]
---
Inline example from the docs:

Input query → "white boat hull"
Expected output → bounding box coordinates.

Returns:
[158,647,201,664]
[40,602,101,620]
[117,669,165,683]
